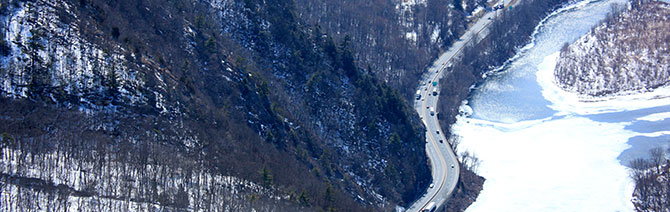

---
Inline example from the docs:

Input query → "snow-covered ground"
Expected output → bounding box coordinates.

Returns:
[0,0,146,107]
[453,110,635,211]
[452,0,670,211]
[1,147,288,211]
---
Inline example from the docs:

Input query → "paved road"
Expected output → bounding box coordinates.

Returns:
[407,1,517,211]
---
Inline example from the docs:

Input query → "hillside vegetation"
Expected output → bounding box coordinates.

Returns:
[294,0,485,99]
[0,0,432,211]
[629,147,670,212]
[555,0,670,96]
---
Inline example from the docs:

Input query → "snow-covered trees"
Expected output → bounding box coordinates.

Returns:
[630,147,670,212]
[555,1,670,97]
[0,101,300,211]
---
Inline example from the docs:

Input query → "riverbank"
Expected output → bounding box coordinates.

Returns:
[437,0,570,133]
[435,0,571,210]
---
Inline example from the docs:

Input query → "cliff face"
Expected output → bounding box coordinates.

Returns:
[554,1,670,97]
[0,0,430,211]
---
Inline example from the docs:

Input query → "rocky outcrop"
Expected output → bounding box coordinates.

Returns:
[554,1,670,97]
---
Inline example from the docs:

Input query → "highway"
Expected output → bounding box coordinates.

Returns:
[407,0,518,211]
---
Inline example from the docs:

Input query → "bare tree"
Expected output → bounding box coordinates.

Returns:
[650,147,665,173]
[449,135,461,152]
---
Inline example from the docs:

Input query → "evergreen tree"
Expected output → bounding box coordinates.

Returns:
[340,35,357,79]
[104,65,120,104]
[454,0,464,11]
[261,166,273,187]
[26,27,48,97]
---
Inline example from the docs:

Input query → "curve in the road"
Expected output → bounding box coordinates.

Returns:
[410,0,519,211]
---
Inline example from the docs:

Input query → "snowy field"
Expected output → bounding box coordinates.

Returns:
[453,0,670,211]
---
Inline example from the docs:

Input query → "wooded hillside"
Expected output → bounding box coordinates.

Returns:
[555,0,670,96]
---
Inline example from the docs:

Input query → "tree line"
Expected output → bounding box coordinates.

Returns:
[629,147,670,211]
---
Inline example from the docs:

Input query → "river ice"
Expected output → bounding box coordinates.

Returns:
[453,0,670,211]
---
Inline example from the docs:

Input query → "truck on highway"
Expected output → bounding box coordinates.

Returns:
[430,107,435,116]
[432,88,438,96]
[422,202,436,212]
[416,90,422,100]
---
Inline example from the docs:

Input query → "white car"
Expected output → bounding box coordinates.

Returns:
[429,183,434,188]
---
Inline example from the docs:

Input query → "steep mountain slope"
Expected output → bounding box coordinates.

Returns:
[554,1,670,97]
[0,0,429,211]
[293,0,481,98]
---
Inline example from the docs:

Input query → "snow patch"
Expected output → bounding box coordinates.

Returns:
[430,26,441,44]
[397,0,427,12]
[405,31,418,43]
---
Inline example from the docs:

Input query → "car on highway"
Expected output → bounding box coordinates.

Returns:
[430,183,434,188]
[436,130,439,134]
[451,164,455,168]
[422,202,437,212]
[439,140,443,143]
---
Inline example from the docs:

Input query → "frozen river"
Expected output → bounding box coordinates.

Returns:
[453,0,670,211]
